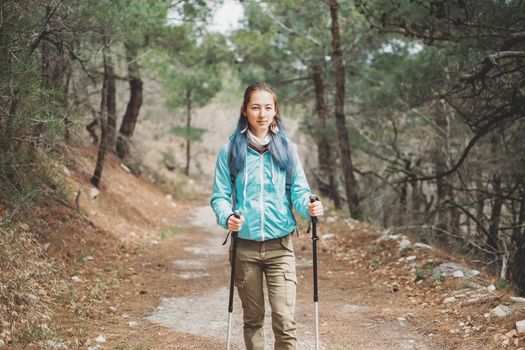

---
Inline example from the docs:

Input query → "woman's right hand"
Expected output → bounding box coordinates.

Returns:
[227,214,244,232]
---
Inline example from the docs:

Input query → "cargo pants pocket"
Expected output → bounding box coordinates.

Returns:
[284,271,297,307]
[280,234,294,253]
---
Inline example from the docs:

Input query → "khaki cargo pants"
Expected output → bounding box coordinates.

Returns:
[230,234,297,350]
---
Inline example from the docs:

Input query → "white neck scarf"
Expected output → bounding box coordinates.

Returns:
[247,129,270,149]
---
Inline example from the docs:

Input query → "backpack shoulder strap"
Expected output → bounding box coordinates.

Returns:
[285,169,299,237]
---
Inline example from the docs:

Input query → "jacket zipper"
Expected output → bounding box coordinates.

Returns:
[260,153,265,241]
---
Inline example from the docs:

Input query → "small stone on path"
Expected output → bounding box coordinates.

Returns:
[443,297,457,304]
[414,242,432,249]
[322,233,334,240]
[516,319,525,333]
[453,271,464,278]
[89,188,100,199]
[95,335,106,343]
[399,238,412,251]
[71,275,82,283]
[491,305,511,318]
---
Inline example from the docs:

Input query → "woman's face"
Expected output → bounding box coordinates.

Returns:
[243,90,276,136]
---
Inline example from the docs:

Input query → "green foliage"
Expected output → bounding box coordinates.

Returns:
[230,0,329,101]
[161,148,177,170]
[114,345,147,350]
[75,0,172,45]
[156,32,226,109]
[431,273,445,284]
[414,262,437,282]
[160,226,183,240]
[150,30,227,149]
[0,3,69,219]
[18,324,50,344]
[369,255,381,271]
[169,126,206,142]
[494,279,513,291]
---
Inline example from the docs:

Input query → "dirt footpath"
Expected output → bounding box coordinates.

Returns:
[8,148,516,350]
[80,202,432,350]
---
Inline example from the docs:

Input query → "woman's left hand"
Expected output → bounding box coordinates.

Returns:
[307,199,324,218]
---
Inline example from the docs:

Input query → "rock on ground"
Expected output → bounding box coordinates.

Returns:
[399,238,412,251]
[433,262,479,278]
[516,320,525,334]
[491,305,512,318]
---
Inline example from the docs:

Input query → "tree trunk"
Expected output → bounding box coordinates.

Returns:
[448,185,461,234]
[410,169,425,224]
[64,62,72,142]
[91,41,110,188]
[328,0,361,219]
[311,60,341,209]
[512,189,525,295]
[434,101,448,237]
[105,53,117,150]
[185,88,192,176]
[475,178,486,237]
[487,174,502,250]
[86,119,99,144]
[116,43,143,159]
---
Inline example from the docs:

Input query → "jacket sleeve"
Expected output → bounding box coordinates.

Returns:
[289,144,312,220]
[210,144,233,230]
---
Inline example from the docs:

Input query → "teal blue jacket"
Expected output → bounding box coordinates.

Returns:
[210,141,312,241]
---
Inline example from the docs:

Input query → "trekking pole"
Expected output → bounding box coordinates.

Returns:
[309,194,321,350]
[226,210,241,350]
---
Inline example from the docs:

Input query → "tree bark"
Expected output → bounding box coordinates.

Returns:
[91,40,110,188]
[64,62,73,142]
[185,88,192,176]
[86,119,99,144]
[410,166,425,225]
[311,60,341,209]
[434,101,449,237]
[512,189,525,295]
[116,43,143,159]
[475,178,486,237]
[328,0,361,218]
[487,174,502,250]
[105,53,117,150]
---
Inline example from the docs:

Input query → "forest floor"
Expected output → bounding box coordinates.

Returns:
[2,144,525,350]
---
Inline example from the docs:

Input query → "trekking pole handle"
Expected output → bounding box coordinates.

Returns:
[309,194,319,203]
[309,195,319,223]
[232,210,242,233]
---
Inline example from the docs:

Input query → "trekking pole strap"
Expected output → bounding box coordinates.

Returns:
[222,231,232,246]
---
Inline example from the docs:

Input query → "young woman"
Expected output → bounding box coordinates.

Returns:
[210,81,323,350]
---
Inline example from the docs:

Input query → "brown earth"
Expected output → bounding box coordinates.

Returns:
[2,144,525,350]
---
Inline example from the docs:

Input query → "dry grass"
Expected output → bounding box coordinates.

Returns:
[0,223,65,345]
[321,213,525,349]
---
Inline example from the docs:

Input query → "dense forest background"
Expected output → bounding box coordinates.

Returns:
[1,0,524,300]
